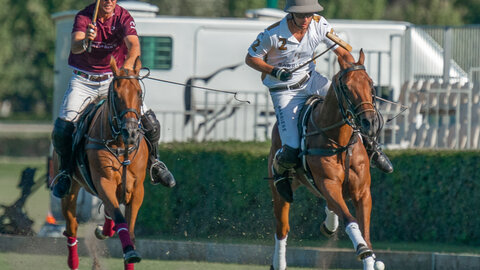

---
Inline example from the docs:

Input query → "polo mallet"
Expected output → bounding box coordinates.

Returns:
[326,29,352,52]
[290,29,353,73]
[87,0,101,53]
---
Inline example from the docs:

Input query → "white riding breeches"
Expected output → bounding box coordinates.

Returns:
[270,71,331,149]
[59,72,147,122]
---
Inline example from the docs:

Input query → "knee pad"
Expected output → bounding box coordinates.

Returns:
[52,118,75,157]
[273,145,300,174]
[141,109,161,145]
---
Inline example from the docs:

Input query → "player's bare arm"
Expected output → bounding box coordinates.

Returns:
[245,53,275,74]
[123,35,141,70]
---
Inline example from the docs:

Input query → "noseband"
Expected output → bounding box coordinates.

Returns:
[331,64,377,131]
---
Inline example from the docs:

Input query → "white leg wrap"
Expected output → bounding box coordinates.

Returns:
[362,255,375,270]
[324,206,339,232]
[273,234,287,270]
[345,222,367,250]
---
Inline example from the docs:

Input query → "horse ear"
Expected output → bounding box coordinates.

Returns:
[133,56,142,74]
[358,49,365,65]
[110,56,119,75]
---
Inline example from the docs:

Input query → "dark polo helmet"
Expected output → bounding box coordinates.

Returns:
[284,0,324,13]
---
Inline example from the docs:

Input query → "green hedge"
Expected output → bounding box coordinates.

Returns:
[136,142,480,245]
[0,135,50,157]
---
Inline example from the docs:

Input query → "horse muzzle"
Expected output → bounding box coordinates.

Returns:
[359,113,379,137]
[121,118,141,145]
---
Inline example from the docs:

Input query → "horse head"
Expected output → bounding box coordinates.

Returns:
[109,57,143,146]
[336,49,379,137]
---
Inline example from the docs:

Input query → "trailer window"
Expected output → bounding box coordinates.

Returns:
[140,36,173,70]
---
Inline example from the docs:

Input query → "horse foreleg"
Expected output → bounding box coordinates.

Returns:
[61,182,81,270]
[96,177,141,265]
[124,183,144,244]
[122,183,144,270]
[320,180,372,260]
[353,188,372,249]
[352,186,380,270]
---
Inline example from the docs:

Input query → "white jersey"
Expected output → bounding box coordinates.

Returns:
[247,14,337,89]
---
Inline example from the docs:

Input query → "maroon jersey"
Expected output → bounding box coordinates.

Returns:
[68,4,137,74]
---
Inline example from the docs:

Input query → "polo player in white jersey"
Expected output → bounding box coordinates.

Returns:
[245,0,393,203]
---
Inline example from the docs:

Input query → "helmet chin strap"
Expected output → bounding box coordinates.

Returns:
[289,13,305,30]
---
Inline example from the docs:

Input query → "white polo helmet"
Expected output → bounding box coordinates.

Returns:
[284,0,324,13]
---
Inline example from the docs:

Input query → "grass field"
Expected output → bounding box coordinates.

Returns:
[0,252,343,270]
[0,157,49,233]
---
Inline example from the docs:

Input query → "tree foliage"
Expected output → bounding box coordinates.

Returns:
[0,0,478,119]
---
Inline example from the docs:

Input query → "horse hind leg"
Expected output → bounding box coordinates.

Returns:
[320,206,339,238]
[95,214,115,240]
[61,182,81,270]
[271,234,288,270]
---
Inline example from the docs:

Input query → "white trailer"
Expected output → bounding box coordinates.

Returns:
[52,0,467,142]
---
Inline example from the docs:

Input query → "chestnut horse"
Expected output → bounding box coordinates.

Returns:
[59,57,148,270]
[269,50,385,270]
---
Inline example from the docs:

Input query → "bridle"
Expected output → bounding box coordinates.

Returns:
[107,67,149,202]
[302,63,383,158]
[331,64,380,134]
[108,68,147,141]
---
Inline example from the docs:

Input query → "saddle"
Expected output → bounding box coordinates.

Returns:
[295,95,324,192]
[71,99,106,196]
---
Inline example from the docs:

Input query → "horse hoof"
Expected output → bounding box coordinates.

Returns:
[94,225,109,240]
[356,244,373,260]
[124,250,142,264]
[320,222,337,238]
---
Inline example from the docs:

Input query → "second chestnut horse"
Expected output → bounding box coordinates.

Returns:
[269,50,385,270]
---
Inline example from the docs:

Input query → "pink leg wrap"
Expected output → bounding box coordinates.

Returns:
[66,235,79,270]
[114,223,134,250]
[103,215,115,237]
[125,262,135,270]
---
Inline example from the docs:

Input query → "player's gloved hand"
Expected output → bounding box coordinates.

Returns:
[271,67,292,82]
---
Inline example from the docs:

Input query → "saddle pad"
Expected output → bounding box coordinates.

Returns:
[297,95,325,195]
[72,99,106,196]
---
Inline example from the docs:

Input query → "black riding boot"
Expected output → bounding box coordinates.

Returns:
[51,118,75,198]
[141,110,176,188]
[272,145,300,203]
[363,136,393,173]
